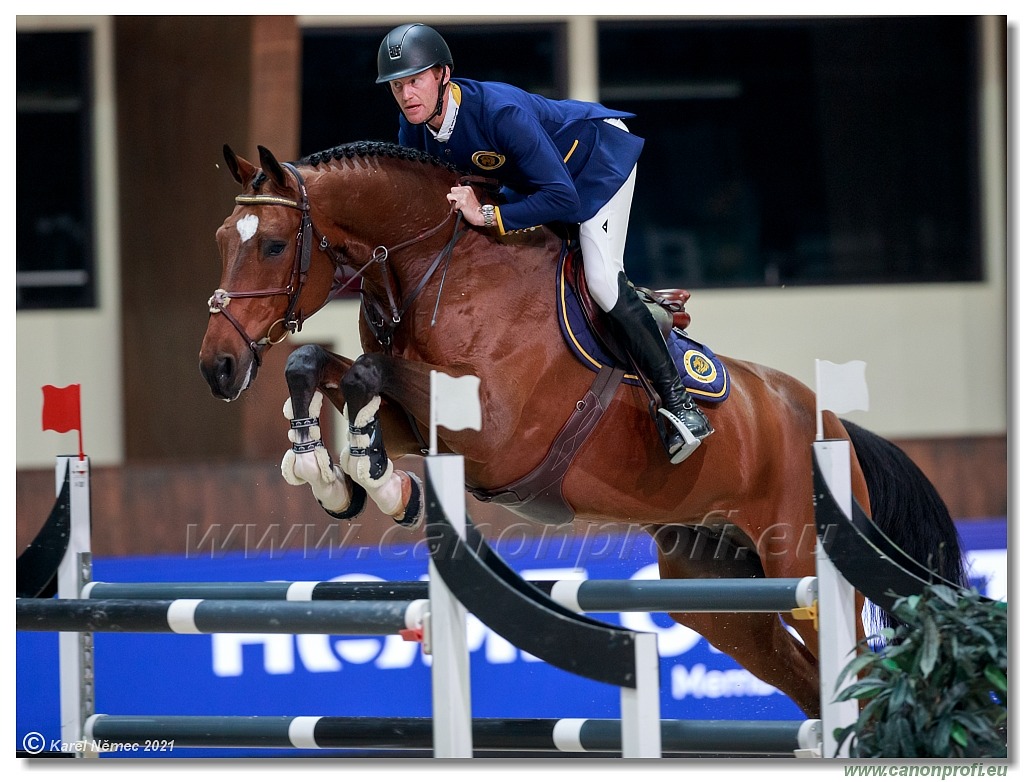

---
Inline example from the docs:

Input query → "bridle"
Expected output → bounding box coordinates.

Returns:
[207,161,465,365]
[206,162,324,367]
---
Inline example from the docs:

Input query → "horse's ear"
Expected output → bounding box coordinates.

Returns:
[257,145,289,190]
[223,144,257,188]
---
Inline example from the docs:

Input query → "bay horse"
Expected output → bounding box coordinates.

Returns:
[199,142,967,718]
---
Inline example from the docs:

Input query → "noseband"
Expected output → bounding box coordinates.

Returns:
[207,162,319,367]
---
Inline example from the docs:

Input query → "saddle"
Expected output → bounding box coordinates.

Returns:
[562,242,692,365]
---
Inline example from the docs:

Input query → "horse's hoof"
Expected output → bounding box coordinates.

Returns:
[393,471,424,528]
[320,481,367,520]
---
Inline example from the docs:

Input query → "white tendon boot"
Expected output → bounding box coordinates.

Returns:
[280,391,355,516]
[343,396,423,527]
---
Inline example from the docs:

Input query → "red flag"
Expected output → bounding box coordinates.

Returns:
[42,384,84,459]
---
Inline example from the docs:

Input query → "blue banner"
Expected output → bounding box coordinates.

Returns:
[16,520,1005,758]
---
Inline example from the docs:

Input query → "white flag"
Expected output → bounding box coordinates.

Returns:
[815,359,870,415]
[430,370,482,433]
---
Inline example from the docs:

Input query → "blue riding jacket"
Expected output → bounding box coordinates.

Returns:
[397,79,645,234]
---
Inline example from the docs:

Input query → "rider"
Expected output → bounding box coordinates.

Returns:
[375,22,713,463]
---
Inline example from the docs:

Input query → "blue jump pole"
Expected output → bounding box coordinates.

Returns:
[82,577,817,613]
[16,597,426,636]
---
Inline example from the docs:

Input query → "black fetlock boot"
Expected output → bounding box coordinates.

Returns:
[607,273,714,463]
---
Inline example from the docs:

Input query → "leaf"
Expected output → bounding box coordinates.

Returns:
[858,695,887,725]
[835,681,886,702]
[950,722,969,748]
[929,584,960,607]
[838,652,882,681]
[890,676,914,712]
[931,715,952,756]
[984,665,1008,693]
[919,614,940,677]
[832,725,857,758]
[971,623,996,648]
[895,717,917,756]
[897,594,922,615]
[881,657,904,674]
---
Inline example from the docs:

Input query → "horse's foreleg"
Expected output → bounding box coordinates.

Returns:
[340,354,423,527]
[280,345,366,519]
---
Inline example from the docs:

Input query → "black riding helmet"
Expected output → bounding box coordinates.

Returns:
[376,23,453,84]
[376,24,453,127]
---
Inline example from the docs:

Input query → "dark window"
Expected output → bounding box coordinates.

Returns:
[301,19,982,291]
[17,30,96,310]
[600,17,981,288]
[301,23,564,155]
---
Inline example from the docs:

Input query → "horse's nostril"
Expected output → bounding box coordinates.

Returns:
[200,353,240,399]
[216,355,235,384]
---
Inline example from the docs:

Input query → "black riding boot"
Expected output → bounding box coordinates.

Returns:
[607,273,714,463]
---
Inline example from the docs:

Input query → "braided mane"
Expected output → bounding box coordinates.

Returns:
[250,141,463,191]
[301,141,463,174]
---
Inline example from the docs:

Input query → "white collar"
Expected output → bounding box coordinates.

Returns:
[428,82,461,142]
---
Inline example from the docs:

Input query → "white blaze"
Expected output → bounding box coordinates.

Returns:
[236,214,258,242]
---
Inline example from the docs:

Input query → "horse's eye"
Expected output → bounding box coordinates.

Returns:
[264,240,288,257]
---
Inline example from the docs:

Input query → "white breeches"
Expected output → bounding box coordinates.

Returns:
[578,119,637,313]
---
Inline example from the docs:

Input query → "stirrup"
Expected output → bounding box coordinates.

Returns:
[658,408,702,464]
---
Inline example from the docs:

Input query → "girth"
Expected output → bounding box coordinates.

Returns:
[469,364,624,525]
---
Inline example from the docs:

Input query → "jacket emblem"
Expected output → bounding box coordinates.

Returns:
[471,151,506,170]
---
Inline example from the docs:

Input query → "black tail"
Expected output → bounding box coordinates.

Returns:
[842,419,969,626]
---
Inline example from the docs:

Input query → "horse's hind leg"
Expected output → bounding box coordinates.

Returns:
[670,610,821,718]
[281,345,366,519]
[340,353,423,527]
[653,528,822,717]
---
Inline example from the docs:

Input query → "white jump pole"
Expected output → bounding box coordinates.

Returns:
[424,454,473,758]
[813,440,860,758]
[56,454,97,758]
[813,358,868,758]
[619,632,661,757]
[425,370,479,758]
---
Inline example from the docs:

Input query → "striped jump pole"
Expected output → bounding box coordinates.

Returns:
[16,598,427,637]
[84,715,821,755]
[82,576,818,614]
[83,581,433,602]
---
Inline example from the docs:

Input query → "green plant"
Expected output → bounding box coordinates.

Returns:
[832,584,1007,758]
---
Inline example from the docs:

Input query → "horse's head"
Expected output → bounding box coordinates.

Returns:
[201,140,500,400]
[199,145,337,400]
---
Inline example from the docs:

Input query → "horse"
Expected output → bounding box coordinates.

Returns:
[199,141,967,718]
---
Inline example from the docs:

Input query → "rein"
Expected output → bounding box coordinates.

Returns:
[348,211,465,349]
[208,162,465,364]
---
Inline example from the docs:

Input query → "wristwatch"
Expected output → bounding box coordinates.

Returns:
[479,204,495,228]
